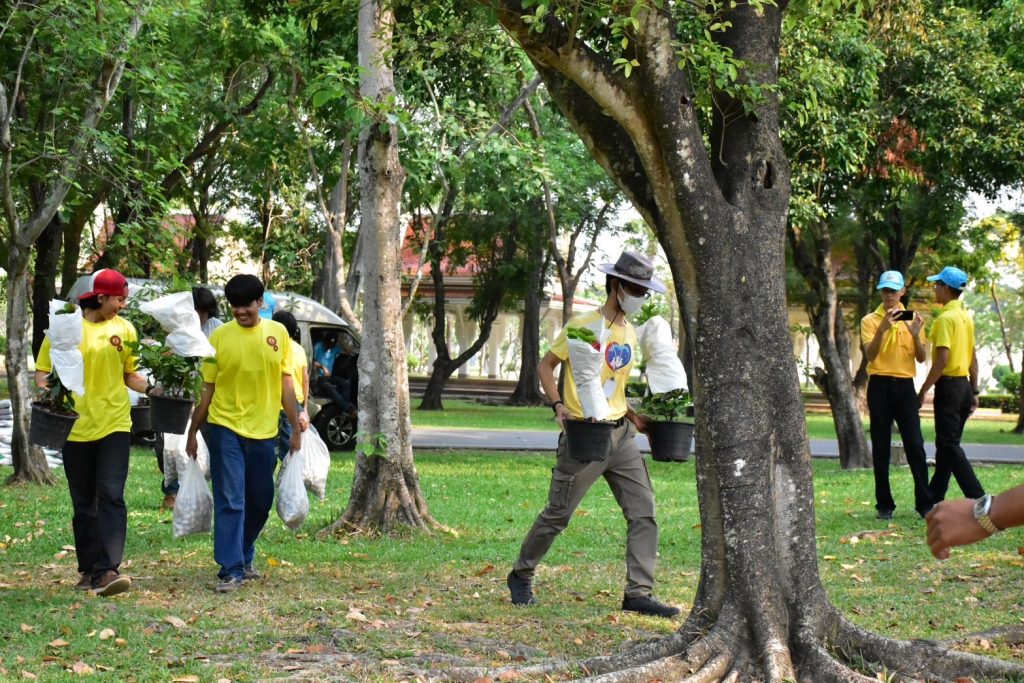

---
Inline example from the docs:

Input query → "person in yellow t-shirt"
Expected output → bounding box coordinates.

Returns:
[507,251,679,619]
[272,310,310,461]
[917,266,985,504]
[34,269,161,598]
[185,275,301,594]
[859,270,932,521]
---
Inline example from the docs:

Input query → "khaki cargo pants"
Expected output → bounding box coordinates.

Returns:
[512,420,658,598]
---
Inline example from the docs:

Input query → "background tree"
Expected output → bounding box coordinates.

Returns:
[1,2,152,485]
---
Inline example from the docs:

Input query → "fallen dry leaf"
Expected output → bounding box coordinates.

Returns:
[346,610,368,623]
[99,629,115,641]
[70,661,94,675]
[20,672,37,680]
[19,625,33,633]
[47,639,69,648]
[475,564,495,577]
[498,672,522,682]
[164,616,187,629]
[171,676,199,683]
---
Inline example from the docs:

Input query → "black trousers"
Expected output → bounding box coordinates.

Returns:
[929,376,985,502]
[62,432,131,579]
[867,376,934,515]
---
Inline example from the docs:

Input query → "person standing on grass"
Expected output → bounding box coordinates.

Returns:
[917,266,986,504]
[506,250,679,619]
[860,270,933,521]
[272,310,310,460]
[155,286,224,511]
[186,274,301,593]
[35,269,163,596]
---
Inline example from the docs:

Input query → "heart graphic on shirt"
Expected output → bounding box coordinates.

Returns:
[605,343,631,371]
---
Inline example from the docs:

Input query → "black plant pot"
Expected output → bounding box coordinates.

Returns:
[149,395,194,435]
[130,403,152,434]
[29,402,79,450]
[563,418,617,462]
[647,421,694,462]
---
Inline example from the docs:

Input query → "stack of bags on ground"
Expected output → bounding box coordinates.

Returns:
[0,399,63,468]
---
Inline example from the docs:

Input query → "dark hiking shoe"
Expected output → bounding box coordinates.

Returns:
[92,571,131,597]
[216,576,243,594]
[507,571,536,606]
[621,594,680,618]
[75,573,92,590]
[876,510,894,521]
[243,563,261,580]
[161,493,177,511]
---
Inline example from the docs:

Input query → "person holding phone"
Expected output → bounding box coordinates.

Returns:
[860,270,933,520]
[918,266,986,504]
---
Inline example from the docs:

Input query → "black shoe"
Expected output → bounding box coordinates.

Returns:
[507,571,536,606]
[876,510,894,520]
[216,576,243,594]
[243,563,261,580]
[621,594,680,618]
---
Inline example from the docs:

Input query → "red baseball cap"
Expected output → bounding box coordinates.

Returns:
[77,269,129,300]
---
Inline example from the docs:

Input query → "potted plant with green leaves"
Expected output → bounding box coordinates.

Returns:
[132,340,204,435]
[637,388,694,462]
[563,326,617,462]
[31,370,79,449]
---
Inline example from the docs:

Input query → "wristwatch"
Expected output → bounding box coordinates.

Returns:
[973,494,1002,535]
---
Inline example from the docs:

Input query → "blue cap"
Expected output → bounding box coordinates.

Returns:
[876,270,905,290]
[258,291,277,319]
[926,266,968,290]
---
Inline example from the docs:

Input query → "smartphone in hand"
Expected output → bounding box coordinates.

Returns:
[893,309,914,321]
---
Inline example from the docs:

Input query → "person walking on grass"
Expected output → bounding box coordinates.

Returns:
[860,270,933,521]
[35,269,163,596]
[917,266,985,504]
[272,310,310,460]
[507,250,679,619]
[186,274,301,593]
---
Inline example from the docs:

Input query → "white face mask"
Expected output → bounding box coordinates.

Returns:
[617,287,646,316]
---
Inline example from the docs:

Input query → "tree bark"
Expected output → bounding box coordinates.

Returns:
[323,0,439,537]
[452,2,1024,679]
[31,211,63,357]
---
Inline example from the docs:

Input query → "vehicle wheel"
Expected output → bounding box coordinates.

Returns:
[314,404,357,451]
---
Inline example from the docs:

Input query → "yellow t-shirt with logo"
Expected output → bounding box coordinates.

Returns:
[290,341,308,405]
[36,316,138,442]
[550,309,636,420]
[202,319,293,440]
[929,299,975,377]
[860,305,925,379]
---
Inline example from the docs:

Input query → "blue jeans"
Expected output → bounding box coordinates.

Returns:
[205,424,277,581]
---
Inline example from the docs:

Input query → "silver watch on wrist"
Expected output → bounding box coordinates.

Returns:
[973,494,1001,535]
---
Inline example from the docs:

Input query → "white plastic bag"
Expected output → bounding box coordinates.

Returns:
[276,450,309,530]
[300,427,331,500]
[567,337,610,421]
[172,458,213,538]
[46,300,85,395]
[636,316,687,394]
[140,291,215,358]
[162,418,210,488]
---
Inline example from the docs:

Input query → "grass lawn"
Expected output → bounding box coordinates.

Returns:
[2,448,1024,680]
[414,399,1024,446]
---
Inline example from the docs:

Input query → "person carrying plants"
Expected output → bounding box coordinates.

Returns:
[860,270,933,521]
[34,268,162,596]
[185,274,302,593]
[917,266,986,504]
[272,310,310,461]
[507,250,680,619]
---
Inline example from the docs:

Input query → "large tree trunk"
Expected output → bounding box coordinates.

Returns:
[508,245,546,406]
[460,3,1024,680]
[31,212,63,357]
[1014,348,1024,434]
[5,242,54,485]
[321,0,438,536]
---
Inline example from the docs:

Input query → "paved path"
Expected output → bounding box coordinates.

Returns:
[411,428,1024,464]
